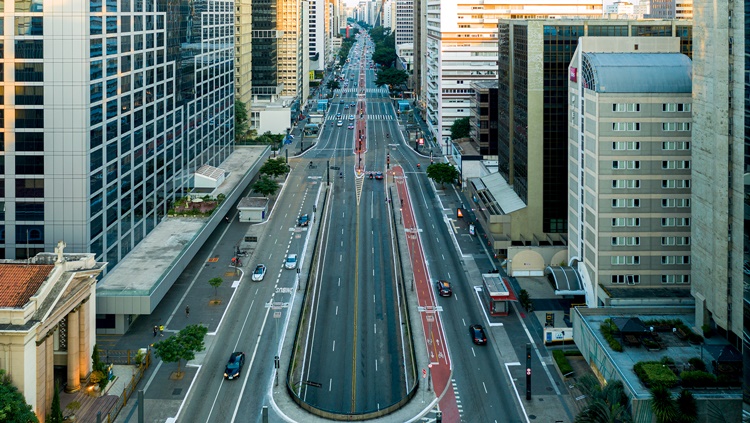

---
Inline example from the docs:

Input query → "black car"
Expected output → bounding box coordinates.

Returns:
[436,280,452,297]
[297,214,309,227]
[224,352,246,379]
[469,324,487,345]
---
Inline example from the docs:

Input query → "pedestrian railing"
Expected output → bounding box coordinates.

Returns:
[100,351,152,422]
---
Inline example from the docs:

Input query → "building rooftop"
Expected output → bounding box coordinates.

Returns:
[238,197,269,208]
[0,264,54,308]
[582,52,692,93]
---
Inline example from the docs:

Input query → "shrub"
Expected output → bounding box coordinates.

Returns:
[552,350,574,376]
[680,370,716,388]
[643,338,660,349]
[634,361,679,388]
[687,357,706,372]
[660,356,675,365]
[600,319,624,352]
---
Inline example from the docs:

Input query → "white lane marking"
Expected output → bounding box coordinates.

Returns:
[336,306,338,315]
[482,382,488,394]
[332,340,336,352]
[505,363,531,423]
[329,379,332,392]
[511,301,561,395]
[374,324,377,334]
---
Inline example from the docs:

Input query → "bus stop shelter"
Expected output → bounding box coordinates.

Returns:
[482,273,517,316]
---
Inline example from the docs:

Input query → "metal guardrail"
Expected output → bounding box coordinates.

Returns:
[101,351,152,423]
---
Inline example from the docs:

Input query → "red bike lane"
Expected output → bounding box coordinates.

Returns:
[393,166,460,422]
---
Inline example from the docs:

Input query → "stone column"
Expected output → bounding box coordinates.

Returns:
[46,336,54,414]
[65,309,81,393]
[78,301,90,380]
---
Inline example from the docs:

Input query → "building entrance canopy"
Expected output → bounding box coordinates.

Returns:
[545,266,585,296]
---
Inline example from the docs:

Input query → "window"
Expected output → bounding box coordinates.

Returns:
[15,179,43,197]
[612,198,640,208]
[612,122,640,131]
[662,141,690,150]
[611,275,640,284]
[661,198,690,208]
[612,217,640,227]
[613,160,640,170]
[611,256,640,265]
[662,275,690,284]
[661,217,690,227]
[662,122,691,131]
[662,160,690,169]
[612,141,640,151]
[661,255,690,265]
[612,103,640,112]
[662,103,691,112]
[661,236,690,246]
[16,202,43,221]
[662,179,690,189]
[611,236,640,246]
[16,155,44,174]
[612,179,641,189]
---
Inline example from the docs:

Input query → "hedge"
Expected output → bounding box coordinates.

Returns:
[634,361,679,388]
[680,371,717,388]
[600,319,624,352]
[687,357,706,372]
[552,350,574,376]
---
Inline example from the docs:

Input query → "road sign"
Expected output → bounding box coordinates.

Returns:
[273,311,282,318]
[428,363,433,369]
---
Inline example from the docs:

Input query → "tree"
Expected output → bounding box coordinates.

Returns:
[259,157,289,179]
[374,67,409,90]
[47,380,62,423]
[208,277,223,297]
[650,385,678,423]
[252,176,280,197]
[91,343,109,391]
[450,117,471,140]
[234,101,249,143]
[372,46,397,68]
[0,370,38,423]
[326,79,340,91]
[152,324,208,376]
[426,163,460,188]
[574,375,632,423]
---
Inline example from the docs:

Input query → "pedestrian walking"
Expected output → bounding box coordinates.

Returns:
[159,325,164,336]
[185,305,190,318]
[153,326,158,337]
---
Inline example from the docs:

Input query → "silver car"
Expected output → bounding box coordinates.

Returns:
[285,254,298,270]
[251,264,267,281]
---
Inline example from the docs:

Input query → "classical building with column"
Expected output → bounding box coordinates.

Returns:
[0,242,106,421]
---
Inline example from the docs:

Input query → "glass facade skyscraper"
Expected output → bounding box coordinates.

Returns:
[0,0,234,269]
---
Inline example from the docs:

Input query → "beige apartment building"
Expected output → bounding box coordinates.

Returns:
[568,37,693,307]
[235,0,253,107]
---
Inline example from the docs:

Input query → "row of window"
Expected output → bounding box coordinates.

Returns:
[611,179,691,189]
[611,217,690,227]
[612,103,691,112]
[610,198,691,208]
[612,160,691,170]
[611,236,690,246]
[610,274,690,284]
[612,141,690,151]
[611,122,691,131]
[611,256,690,265]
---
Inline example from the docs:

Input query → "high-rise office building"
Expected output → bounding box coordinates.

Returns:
[690,0,748,401]
[489,19,691,257]
[395,0,413,46]
[236,0,253,106]
[308,0,326,71]
[568,36,693,307]
[647,0,693,19]
[0,0,235,267]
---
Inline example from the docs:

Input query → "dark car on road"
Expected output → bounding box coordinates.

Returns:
[224,352,246,380]
[297,214,309,227]
[469,324,487,345]
[436,280,452,297]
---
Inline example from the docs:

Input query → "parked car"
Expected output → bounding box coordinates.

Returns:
[297,214,309,227]
[285,254,298,270]
[224,352,246,380]
[469,324,487,345]
[436,280,452,297]
[251,264,267,281]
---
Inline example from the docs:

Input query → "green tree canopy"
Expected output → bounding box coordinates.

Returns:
[152,324,208,376]
[574,375,632,423]
[374,67,409,90]
[234,101,249,143]
[426,163,460,188]
[208,277,223,297]
[450,117,471,140]
[326,79,340,91]
[259,157,290,179]
[252,176,280,197]
[0,370,38,423]
[372,46,397,68]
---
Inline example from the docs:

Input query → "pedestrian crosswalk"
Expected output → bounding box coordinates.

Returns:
[335,87,389,94]
[325,114,394,121]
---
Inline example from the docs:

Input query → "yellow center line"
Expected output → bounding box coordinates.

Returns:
[351,207,361,413]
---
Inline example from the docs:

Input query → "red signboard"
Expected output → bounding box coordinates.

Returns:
[569,67,577,82]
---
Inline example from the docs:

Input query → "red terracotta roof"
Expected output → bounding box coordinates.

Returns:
[0,264,55,308]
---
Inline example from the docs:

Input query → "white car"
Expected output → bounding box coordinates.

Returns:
[251,264,267,281]
[285,254,298,270]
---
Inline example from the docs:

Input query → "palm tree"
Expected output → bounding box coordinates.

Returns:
[650,385,678,423]
[575,374,632,423]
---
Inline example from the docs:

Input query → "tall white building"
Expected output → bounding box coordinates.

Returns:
[308,0,327,71]
[383,0,396,30]
[0,0,235,264]
[422,0,603,145]
[395,0,414,46]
